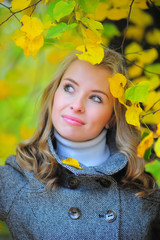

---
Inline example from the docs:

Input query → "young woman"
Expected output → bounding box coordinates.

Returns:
[0,48,160,240]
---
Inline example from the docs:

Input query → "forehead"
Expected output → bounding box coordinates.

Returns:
[63,59,113,80]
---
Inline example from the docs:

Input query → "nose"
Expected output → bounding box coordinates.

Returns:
[70,97,85,113]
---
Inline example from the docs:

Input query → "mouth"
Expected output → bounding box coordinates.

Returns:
[62,115,85,126]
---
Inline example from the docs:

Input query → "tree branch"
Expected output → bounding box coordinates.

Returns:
[124,56,160,77]
[0,0,42,27]
[0,3,20,23]
[121,0,135,55]
[141,108,160,118]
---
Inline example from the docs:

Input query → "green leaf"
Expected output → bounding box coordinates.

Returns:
[47,22,77,38]
[144,147,152,161]
[125,81,150,102]
[44,38,57,46]
[145,160,160,186]
[142,132,152,161]
[144,63,160,78]
[53,0,75,22]
[81,17,103,31]
[47,0,61,21]
[103,23,120,38]
[77,0,99,13]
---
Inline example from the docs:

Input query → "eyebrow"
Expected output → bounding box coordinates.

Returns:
[63,78,109,98]
[63,78,79,86]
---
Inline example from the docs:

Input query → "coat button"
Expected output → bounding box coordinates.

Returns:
[68,207,81,220]
[99,178,111,188]
[67,177,79,189]
[105,210,117,223]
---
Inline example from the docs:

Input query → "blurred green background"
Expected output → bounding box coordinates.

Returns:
[1,0,160,238]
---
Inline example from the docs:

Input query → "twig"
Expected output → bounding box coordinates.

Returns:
[30,5,37,17]
[124,56,160,76]
[141,108,160,118]
[0,0,42,27]
[146,99,160,113]
[125,50,147,56]
[121,0,135,55]
[0,3,20,23]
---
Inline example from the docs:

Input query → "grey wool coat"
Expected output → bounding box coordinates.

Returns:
[0,134,160,240]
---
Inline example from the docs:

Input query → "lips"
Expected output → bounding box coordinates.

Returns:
[62,115,85,126]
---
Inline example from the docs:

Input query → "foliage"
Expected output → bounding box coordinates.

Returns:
[0,0,160,199]
[62,158,82,169]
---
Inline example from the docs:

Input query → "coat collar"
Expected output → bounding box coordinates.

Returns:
[47,130,128,177]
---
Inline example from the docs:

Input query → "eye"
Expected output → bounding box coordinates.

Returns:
[91,95,102,103]
[63,84,74,93]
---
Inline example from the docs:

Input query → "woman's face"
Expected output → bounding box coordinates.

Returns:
[52,59,114,141]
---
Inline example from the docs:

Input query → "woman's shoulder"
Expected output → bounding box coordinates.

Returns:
[0,155,42,220]
[0,155,27,184]
[0,154,43,188]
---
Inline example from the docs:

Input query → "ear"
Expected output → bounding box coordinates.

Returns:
[105,122,109,129]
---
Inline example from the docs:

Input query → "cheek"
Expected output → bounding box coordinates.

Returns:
[94,104,114,124]
[52,91,63,112]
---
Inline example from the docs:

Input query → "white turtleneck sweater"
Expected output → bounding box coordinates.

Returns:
[54,129,110,167]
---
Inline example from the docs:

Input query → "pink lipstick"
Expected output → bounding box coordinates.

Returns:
[62,115,85,126]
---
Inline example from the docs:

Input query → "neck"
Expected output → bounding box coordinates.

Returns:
[54,129,110,167]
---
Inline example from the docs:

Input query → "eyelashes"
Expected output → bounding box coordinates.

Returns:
[63,83,103,103]
[63,84,74,93]
[90,95,102,103]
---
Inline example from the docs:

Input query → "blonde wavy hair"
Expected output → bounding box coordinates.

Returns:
[16,48,156,196]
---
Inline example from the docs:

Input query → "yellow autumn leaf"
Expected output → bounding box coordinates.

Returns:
[126,25,144,41]
[138,48,158,65]
[80,25,102,44]
[156,123,160,136]
[108,73,127,98]
[87,2,111,21]
[20,125,35,140]
[124,42,143,61]
[142,109,160,125]
[104,8,128,20]
[112,0,130,8]
[141,91,160,125]
[13,30,44,58]
[24,35,44,58]
[128,62,144,79]
[0,80,10,99]
[0,0,4,2]
[125,103,142,127]
[130,9,153,27]
[144,91,160,112]
[118,92,127,107]
[132,76,159,91]
[12,29,26,48]
[12,0,32,11]
[148,75,160,91]
[76,44,104,65]
[62,158,82,169]
[146,29,160,45]
[132,76,148,85]
[132,0,148,9]
[20,15,44,40]
[137,132,153,158]
[154,137,160,157]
